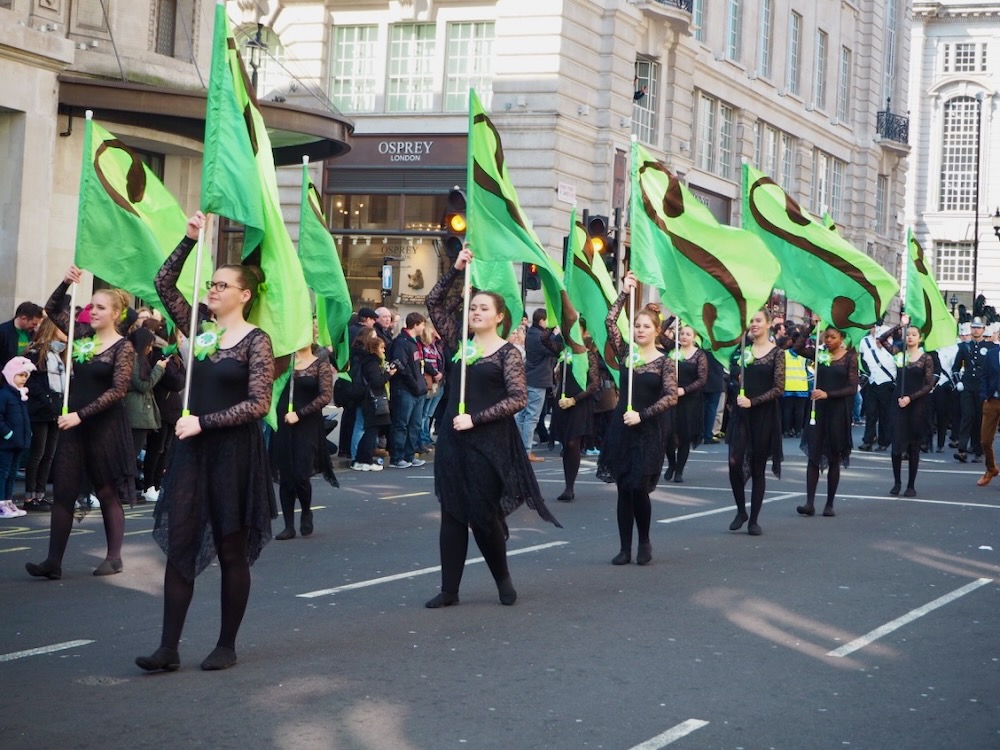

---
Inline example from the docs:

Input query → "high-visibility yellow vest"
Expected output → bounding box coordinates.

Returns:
[784,350,810,393]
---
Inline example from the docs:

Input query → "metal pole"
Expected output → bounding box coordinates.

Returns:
[972,93,983,305]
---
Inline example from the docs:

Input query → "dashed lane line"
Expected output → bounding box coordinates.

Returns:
[0,640,95,663]
[627,719,710,749]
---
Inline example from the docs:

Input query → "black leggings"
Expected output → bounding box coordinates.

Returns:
[561,437,581,493]
[47,482,124,564]
[729,450,767,525]
[805,459,841,509]
[438,509,509,596]
[25,420,58,494]
[616,483,652,552]
[892,445,920,489]
[159,529,251,651]
[666,442,691,474]
[279,477,312,528]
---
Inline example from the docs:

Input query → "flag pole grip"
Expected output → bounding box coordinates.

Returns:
[458,259,471,415]
[181,218,209,417]
[627,287,635,413]
[287,352,296,414]
[61,281,78,416]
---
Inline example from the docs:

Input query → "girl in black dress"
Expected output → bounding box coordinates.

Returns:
[597,271,678,565]
[425,247,560,607]
[136,212,276,672]
[552,324,600,503]
[25,269,135,579]
[879,315,935,497]
[795,326,858,517]
[271,343,338,539]
[727,309,784,536]
[664,325,708,484]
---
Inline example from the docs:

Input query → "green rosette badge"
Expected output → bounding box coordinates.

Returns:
[741,348,755,367]
[194,322,225,361]
[72,336,99,364]
[816,349,832,366]
[893,351,905,368]
[669,348,685,361]
[629,348,646,368]
[451,340,484,366]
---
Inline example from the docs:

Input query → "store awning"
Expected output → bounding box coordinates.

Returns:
[57,75,353,165]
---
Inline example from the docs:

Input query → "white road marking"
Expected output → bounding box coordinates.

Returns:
[0,639,95,663]
[0,546,30,553]
[835,493,1000,509]
[627,719,710,749]
[380,492,430,500]
[827,578,993,658]
[657,492,802,524]
[297,541,569,598]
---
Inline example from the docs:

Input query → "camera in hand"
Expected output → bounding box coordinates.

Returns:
[387,359,404,372]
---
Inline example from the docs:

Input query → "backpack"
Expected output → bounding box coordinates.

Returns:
[333,360,367,408]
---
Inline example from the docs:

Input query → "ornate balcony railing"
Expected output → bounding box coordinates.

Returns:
[653,0,693,9]
[876,98,909,145]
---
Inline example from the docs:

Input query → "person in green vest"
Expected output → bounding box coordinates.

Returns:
[782,333,811,438]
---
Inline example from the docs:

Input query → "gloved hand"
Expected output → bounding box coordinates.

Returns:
[956,382,965,392]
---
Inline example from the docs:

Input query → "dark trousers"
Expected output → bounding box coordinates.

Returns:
[25,420,59,494]
[957,389,984,456]
[702,391,722,441]
[782,396,808,434]
[932,387,954,449]
[862,382,894,447]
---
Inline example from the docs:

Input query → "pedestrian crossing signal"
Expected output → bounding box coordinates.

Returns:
[522,262,541,291]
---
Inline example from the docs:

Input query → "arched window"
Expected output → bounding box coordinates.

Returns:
[938,95,979,212]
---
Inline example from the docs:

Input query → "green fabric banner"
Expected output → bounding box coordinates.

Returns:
[905,228,957,352]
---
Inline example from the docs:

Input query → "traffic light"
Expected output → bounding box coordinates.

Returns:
[586,214,609,255]
[522,262,541,291]
[442,187,467,257]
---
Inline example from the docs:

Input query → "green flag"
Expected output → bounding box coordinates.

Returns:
[201,0,263,256]
[75,115,209,326]
[742,163,899,344]
[630,141,781,365]
[201,1,311,360]
[465,89,585,364]
[565,210,627,386]
[469,260,524,330]
[300,162,352,370]
[905,228,956,352]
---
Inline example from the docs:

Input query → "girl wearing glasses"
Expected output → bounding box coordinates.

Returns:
[137,211,276,673]
[26,270,135,579]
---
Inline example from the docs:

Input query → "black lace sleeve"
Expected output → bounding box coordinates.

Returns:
[639,357,678,421]
[154,236,203,333]
[606,291,628,361]
[910,353,936,401]
[749,347,785,407]
[792,339,817,361]
[199,330,274,430]
[297,360,334,417]
[578,349,602,400]
[540,327,561,355]
[825,350,860,399]
[45,281,95,340]
[470,344,528,426]
[77,340,134,420]
[878,325,903,355]
[427,267,464,352]
[686,349,709,394]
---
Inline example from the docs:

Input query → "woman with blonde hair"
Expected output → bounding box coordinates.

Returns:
[22,317,67,510]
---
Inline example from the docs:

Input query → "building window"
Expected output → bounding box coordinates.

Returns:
[787,12,802,96]
[781,133,795,190]
[943,43,989,73]
[697,93,735,179]
[934,242,973,283]
[725,0,741,62]
[330,25,379,112]
[386,24,436,112]
[444,22,495,111]
[754,122,796,189]
[883,0,899,102]
[237,27,287,99]
[812,151,846,220]
[875,175,889,236]
[939,96,979,212]
[632,59,659,146]
[155,0,177,56]
[0,0,12,9]
[814,30,828,110]
[836,46,852,123]
[758,0,773,79]
[693,0,705,43]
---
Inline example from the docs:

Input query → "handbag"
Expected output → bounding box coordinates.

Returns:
[369,389,390,417]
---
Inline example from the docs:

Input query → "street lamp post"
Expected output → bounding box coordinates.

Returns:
[950,292,959,318]
[993,208,1000,242]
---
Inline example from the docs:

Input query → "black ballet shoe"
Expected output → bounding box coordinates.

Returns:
[200,646,237,671]
[889,484,901,496]
[300,511,313,537]
[796,504,816,516]
[673,472,684,483]
[636,542,652,565]
[729,511,749,531]
[611,550,631,565]
[497,577,517,605]
[135,647,180,672]
[93,558,123,576]
[664,466,675,481]
[25,560,61,580]
[747,523,763,536]
[556,491,574,503]
[903,487,916,497]
[425,591,460,608]
[275,527,295,541]
[823,506,836,517]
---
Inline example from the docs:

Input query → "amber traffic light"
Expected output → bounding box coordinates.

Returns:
[442,188,467,257]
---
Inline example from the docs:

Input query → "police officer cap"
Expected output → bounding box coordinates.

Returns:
[959,322,971,335]
[971,317,985,328]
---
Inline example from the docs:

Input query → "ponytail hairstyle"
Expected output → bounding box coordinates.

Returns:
[218,264,265,318]
[127,327,155,380]
[471,290,512,338]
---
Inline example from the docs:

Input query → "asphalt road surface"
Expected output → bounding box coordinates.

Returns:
[2,427,998,750]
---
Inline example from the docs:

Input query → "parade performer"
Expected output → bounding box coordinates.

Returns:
[597,271,677,565]
[880,316,935,497]
[424,246,560,608]
[664,324,707,484]
[270,343,338,539]
[552,321,601,503]
[25,269,135,578]
[727,308,784,536]
[795,326,858,517]
[136,212,276,672]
